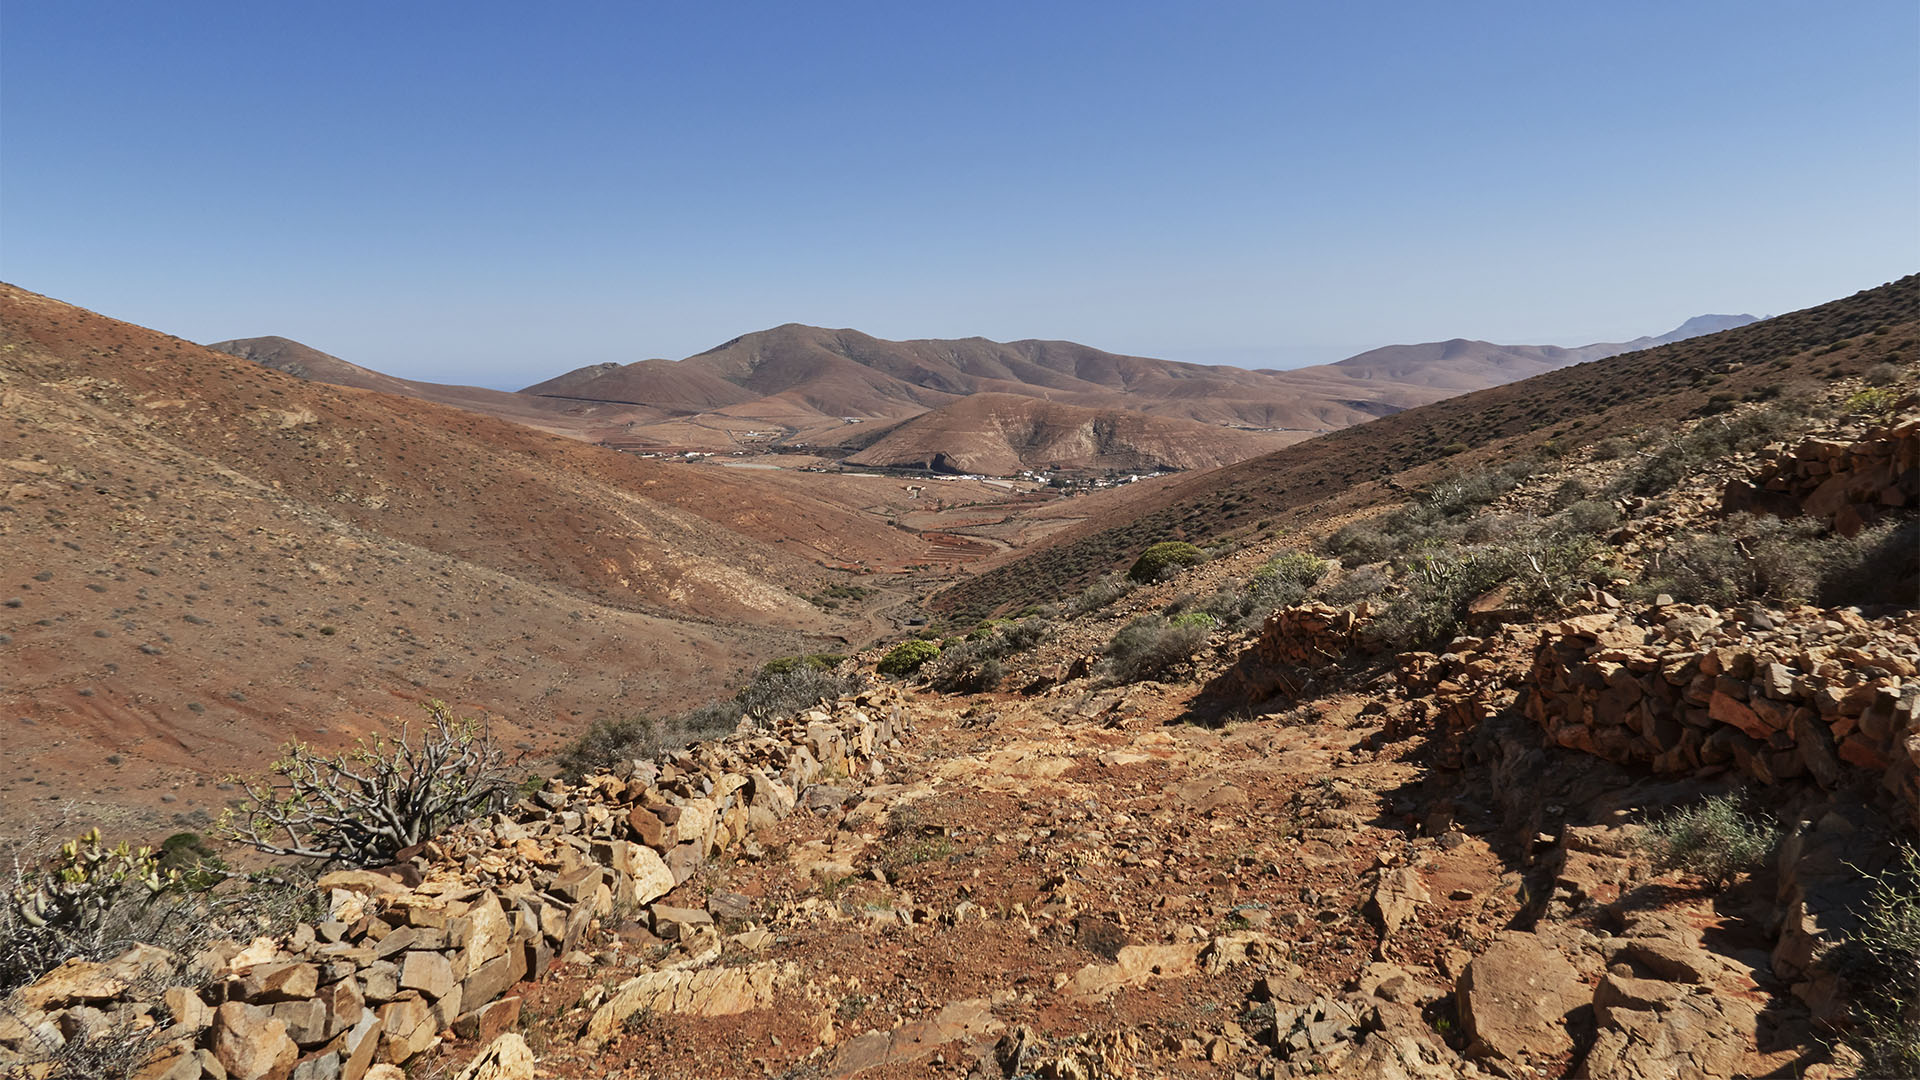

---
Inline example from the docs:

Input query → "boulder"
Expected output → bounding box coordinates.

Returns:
[211,1001,300,1080]
[1456,932,1588,1063]
[451,1033,535,1080]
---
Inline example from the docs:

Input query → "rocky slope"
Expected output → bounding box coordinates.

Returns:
[7,367,1913,1080]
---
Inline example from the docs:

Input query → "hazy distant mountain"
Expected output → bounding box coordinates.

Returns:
[1317,315,1759,391]
[208,336,672,435]
[210,313,1760,464]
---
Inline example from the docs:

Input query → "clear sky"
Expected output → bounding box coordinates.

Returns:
[3,2,1915,387]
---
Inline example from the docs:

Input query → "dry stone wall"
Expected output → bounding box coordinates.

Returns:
[1723,410,1919,535]
[1246,602,1384,668]
[0,690,909,1080]
[1523,605,1920,825]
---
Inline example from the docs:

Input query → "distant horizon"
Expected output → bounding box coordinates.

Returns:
[3,3,1912,389]
[188,303,1774,393]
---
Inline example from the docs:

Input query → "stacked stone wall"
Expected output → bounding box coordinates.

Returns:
[0,690,908,1080]
[1523,606,1920,825]
[1246,602,1383,669]
[1723,412,1919,535]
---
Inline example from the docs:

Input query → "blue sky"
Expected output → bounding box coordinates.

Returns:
[3,2,1915,387]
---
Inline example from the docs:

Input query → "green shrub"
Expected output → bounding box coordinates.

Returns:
[1170,611,1216,629]
[760,653,846,677]
[877,639,941,677]
[1847,842,1920,1077]
[1255,552,1328,590]
[1636,793,1779,886]
[1105,616,1210,682]
[922,618,1052,693]
[1128,541,1206,583]
[1843,386,1901,418]
[1,829,176,995]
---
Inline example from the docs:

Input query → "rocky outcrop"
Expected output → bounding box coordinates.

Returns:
[0,691,910,1079]
[1724,410,1919,535]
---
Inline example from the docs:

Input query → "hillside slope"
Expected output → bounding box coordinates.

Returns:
[934,279,1913,620]
[842,393,1301,475]
[0,284,959,830]
[208,335,668,438]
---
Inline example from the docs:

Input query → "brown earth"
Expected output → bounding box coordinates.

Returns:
[844,393,1305,475]
[0,285,1040,836]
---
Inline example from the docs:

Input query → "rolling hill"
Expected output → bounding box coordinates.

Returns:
[0,284,989,831]
[216,315,1762,470]
[842,393,1302,475]
[932,282,1908,621]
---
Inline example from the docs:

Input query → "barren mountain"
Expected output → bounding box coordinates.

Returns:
[216,315,1758,469]
[558,324,1418,441]
[842,393,1302,475]
[0,285,1004,832]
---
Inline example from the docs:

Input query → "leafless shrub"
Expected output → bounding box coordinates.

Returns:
[219,701,513,866]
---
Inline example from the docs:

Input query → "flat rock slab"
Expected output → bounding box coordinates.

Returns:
[1458,932,1589,1063]
[827,998,1002,1077]
[584,961,798,1039]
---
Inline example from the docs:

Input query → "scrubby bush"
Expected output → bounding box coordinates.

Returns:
[1256,551,1328,591]
[557,716,658,781]
[1127,541,1206,583]
[1864,362,1902,387]
[923,640,1005,694]
[1069,573,1134,616]
[1636,513,1913,609]
[877,639,941,677]
[1636,793,1779,886]
[1819,517,1919,607]
[736,662,857,721]
[221,701,513,865]
[1554,499,1621,536]
[1591,436,1634,461]
[1105,616,1210,682]
[1847,842,1920,1077]
[1613,406,1800,497]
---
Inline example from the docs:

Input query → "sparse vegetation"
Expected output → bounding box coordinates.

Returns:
[735,661,858,723]
[220,700,514,865]
[1846,842,1920,1078]
[921,617,1052,693]
[1105,615,1211,682]
[1610,404,1802,497]
[1637,793,1779,886]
